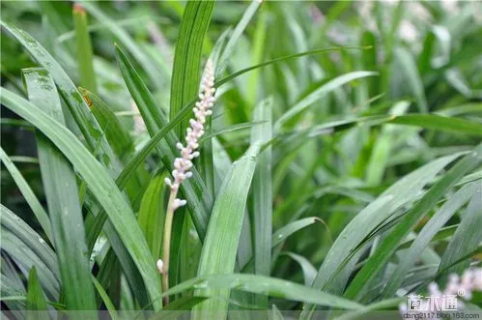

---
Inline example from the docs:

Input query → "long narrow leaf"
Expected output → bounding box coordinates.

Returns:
[0,148,52,242]
[23,68,97,311]
[1,21,120,171]
[343,144,482,301]
[250,98,273,309]
[194,143,262,319]
[26,267,49,320]
[1,205,60,300]
[302,153,463,318]
[382,182,479,297]
[170,1,214,136]
[73,4,98,94]
[438,182,482,276]
[0,88,162,310]
[275,71,378,130]
[79,1,165,88]
[115,45,212,240]
[170,274,362,311]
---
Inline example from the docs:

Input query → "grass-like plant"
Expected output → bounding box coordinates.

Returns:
[1,1,481,319]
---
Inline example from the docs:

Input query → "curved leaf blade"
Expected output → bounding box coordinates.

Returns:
[193,144,261,319]
[0,88,162,310]
[23,68,97,311]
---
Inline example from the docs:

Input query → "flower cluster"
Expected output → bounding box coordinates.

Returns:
[164,59,215,210]
[429,267,482,300]
[399,267,482,315]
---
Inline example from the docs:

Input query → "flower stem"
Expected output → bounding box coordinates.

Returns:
[161,190,177,306]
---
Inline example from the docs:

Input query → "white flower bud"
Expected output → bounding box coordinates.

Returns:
[156,259,164,273]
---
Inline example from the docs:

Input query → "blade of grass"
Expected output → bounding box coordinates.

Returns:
[343,144,482,301]
[1,275,26,316]
[78,1,165,88]
[366,101,409,186]
[193,143,262,320]
[272,217,321,247]
[275,71,378,130]
[382,182,479,297]
[26,267,49,320]
[73,4,97,94]
[1,206,60,300]
[383,183,477,297]
[92,276,119,320]
[0,22,114,165]
[170,0,215,136]
[114,47,367,196]
[216,0,262,76]
[115,45,212,240]
[1,88,162,310]
[246,9,267,112]
[334,298,405,320]
[395,48,428,113]
[0,148,52,242]
[389,114,482,136]
[241,217,321,274]
[437,182,482,276]
[274,113,482,150]
[301,153,464,318]
[171,274,362,311]
[215,47,368,87]
[23,68,97,311]
[138,174,166,259]
[150,297,210,320]
[79,88,135,162]
[250,98,273,309]
[282,252,317,286]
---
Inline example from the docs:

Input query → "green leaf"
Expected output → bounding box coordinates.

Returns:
[0,88,162,310]
[150,297,209,320]
[79,88,135,161]
[79,1,165,88]
[26,267,49,319]
[0,148,53,242]
[246,9,267,110]
[272,217,320,247]
[23,68,97,311]
[193,143,262,319]
[395,48,428,113]
[302,153,463,317]
[0,21,119,168]
[216,0,262,76]
[168,274,362,311]
[216,47,364,88]
[73,4,98,94]
[170,1,215,136]
[366,101,409,186]
[250,98,273,308]
[390,114,482,136]
[113,47,364,201]
[138,174,166,258]
[92,276,119,320]
[333,298,405,320]
[282,252,317,286]
[115,45,212,240]
[343,144,482,301]
[382,182,479,297]
[275,71,378,130]
[1,205,60,300]
[276,113,482,151]
[438,181,482,276]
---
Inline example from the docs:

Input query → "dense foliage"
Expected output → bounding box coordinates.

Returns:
[1,1,481,319]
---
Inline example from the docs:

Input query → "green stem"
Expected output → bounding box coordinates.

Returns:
[161,190,176,306]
